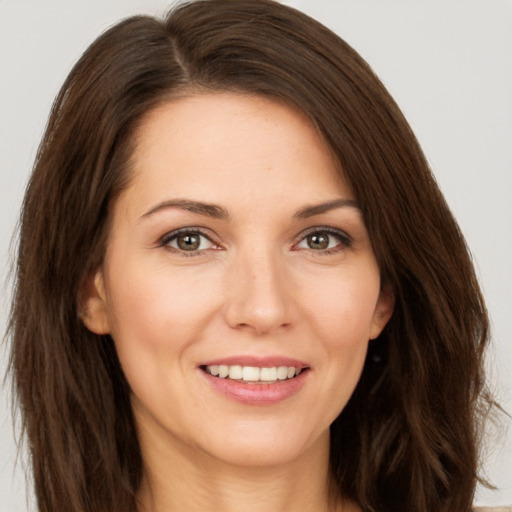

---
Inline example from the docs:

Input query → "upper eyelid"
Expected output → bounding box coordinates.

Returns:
[299,226,349,235]
[295,226,352,242]
[158,225,353,248]
[159,227,217,246]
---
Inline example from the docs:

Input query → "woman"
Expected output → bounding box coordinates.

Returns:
[8,0,492,511]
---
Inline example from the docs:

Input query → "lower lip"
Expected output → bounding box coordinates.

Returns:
[200,369,309,406]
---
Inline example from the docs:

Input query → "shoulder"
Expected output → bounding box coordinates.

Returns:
[472,508,512,512]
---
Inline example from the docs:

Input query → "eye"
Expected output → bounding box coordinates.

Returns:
[160,229,217,254]
[295,228,351,253]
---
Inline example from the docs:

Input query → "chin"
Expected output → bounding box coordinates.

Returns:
[195,419,329,468]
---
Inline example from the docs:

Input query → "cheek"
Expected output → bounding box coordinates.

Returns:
[104,258,223,362]
[103,259,226,422]
[303,267,381,343]
[300,268,380,408]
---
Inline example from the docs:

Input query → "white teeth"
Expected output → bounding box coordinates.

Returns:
[277,366,288,380]
[242,366,260,381]
[205,365,303,382]
[260,367,277,381]
[228,365,243,380]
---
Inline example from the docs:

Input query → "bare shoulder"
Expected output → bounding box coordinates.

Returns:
[473,508,512,512]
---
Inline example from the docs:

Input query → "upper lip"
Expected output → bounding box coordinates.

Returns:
[199,355,309,368]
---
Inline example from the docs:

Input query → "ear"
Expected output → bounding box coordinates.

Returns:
[369,285,394,340]
[78,267,111,335]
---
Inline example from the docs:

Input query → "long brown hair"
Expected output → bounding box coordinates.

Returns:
[8,1,491,511]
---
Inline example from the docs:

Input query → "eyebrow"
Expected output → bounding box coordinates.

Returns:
[293,198,361,219]
[141,199,229,220]
[140,197,360,221]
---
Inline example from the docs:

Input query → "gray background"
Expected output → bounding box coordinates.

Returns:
[1,1,511,510]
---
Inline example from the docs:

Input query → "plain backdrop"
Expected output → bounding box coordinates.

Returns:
[1,1,511,510]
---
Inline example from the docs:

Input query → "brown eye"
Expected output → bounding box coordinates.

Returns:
[296,228,351,253]
[176,233,201,251]
[163,230,215,253]
[306,233,330,250]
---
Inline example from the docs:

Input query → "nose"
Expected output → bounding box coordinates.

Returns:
[223,247,294,336]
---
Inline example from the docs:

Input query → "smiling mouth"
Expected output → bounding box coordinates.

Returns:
[201,365,307,384]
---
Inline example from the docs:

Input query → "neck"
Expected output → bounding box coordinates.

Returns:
[135,423,345,512]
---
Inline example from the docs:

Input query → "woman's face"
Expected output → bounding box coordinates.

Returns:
[83,93,393,469]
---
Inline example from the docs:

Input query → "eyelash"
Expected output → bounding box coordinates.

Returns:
[294,227,353,255]
[158,226,352,256]
[159,228,219,257]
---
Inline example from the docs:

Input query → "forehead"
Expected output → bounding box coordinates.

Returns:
[121,92,351,216]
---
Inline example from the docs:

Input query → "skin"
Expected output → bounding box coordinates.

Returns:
[82,93,394,512]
